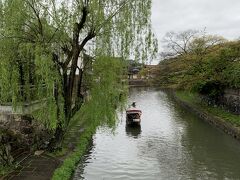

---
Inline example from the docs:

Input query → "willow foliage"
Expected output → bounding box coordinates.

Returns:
[80,57,127,128]
[0,0,157,130]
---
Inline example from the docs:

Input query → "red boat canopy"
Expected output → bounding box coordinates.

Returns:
[126,109,142,114]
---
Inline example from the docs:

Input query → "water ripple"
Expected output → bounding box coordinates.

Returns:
[73,88,240,180]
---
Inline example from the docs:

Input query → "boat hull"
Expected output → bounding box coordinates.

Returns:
[126,109,142,126]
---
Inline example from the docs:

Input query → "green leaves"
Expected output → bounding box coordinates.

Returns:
[0,0,156,131]
[80,56,127,128]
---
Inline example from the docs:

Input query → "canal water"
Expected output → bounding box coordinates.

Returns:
[73,87,240,180]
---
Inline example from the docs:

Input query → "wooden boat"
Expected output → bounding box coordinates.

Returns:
[126,108,142,125]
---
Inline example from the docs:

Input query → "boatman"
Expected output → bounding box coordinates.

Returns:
[132,102,136,108]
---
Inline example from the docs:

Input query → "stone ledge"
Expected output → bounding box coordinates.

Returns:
[172,92,240,141]
[0,99,47,115]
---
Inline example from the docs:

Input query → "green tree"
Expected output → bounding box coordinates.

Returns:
[189,34,226,70]
[0,0,157,149]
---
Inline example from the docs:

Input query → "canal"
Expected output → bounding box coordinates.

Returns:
[73,87,240,180]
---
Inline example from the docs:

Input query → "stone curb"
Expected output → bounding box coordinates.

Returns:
[172,92,240,141]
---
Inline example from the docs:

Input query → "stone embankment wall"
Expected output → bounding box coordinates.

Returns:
[221,89,240,115]
[128,79,154,87]
[129,79,148,87]
[172,92,240,141]
[0,113,51,165]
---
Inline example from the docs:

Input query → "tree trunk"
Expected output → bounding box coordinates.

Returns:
[48,80,65,151]
[77,69,83,97]
[63,71,72,123]
[65,47,82,124]
[72,69,84,114]
[47,124,64,152]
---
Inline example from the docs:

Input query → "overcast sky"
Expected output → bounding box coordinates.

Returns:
[151,0,240,63]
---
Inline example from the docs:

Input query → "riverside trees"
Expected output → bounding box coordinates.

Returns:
[157,29,239,96]
[0,0,158,149]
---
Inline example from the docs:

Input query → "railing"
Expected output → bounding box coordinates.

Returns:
[0,85,49,114]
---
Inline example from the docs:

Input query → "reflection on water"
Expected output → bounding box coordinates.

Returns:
[125,125,141,139]
[73,87,240,180]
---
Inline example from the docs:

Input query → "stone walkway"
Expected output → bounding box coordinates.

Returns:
[1,114,86,180]
[2,152,61,180]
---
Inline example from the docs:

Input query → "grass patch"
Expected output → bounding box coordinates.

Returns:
[176,91,240,126]
[0,165,14,177]
[51,124,96,180]
[204,105,240,126]
[47,147,68,158]
[175,91,200,104]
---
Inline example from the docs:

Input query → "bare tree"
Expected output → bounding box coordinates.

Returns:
[161,29,198,59]
[161,29,226,60]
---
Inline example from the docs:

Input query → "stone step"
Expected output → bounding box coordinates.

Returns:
[12,148,26,159]
[14,152,31,165]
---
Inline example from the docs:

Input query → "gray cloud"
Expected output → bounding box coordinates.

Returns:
[151,0,240,62]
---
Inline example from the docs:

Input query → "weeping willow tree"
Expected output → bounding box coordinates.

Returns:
[0,0,157,148]
[80,57,128,129]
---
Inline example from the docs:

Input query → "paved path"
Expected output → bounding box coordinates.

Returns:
[2,153,61,180]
